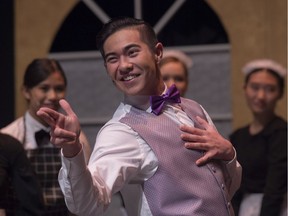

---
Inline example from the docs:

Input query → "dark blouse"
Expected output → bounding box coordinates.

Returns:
[0,133,44,216]
[230,116,287,216]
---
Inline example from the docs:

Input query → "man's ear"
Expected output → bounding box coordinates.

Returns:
[155,42,163,63]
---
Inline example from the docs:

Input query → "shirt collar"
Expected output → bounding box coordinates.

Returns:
[121,82,168,114]
[25,111,50,133]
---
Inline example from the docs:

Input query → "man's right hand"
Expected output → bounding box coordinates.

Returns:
[37,99,82,158]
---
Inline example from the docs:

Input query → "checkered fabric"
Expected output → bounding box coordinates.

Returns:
[4,146,68,216]
[26,146,69,216]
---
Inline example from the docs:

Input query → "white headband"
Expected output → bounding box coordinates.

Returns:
[162,50,193,69]
[242,59,287,77]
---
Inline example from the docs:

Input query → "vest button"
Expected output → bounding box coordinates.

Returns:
[211,166,216,173]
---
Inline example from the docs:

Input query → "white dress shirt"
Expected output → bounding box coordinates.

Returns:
[59,102,241,216]
[0,112,51,149]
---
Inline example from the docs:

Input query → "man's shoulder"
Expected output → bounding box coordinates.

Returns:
[180,97,199,104]
[180,97,202,109]
[180,97,204,114]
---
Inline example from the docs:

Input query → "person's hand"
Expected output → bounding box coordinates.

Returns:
[37,99,82,158]
[180,116,234,166]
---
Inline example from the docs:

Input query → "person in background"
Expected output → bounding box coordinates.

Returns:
[36,17,241,216]
[0,132,44,216]
[229,59,287,216]
[1,58,91,215]
[159,49,193,96]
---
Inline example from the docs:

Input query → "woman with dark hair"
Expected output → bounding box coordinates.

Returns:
[1,58,91,215]
[230,59,287,216]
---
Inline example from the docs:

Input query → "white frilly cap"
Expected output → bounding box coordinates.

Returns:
[162,50,193,69]
[242,59,287,77]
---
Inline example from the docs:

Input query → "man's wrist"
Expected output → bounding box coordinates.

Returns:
[62,142,82,158]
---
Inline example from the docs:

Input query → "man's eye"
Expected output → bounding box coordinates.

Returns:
[128,49,138,57]
[106,56,118,63]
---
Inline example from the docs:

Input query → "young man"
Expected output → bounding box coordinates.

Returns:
[37,17,241,216]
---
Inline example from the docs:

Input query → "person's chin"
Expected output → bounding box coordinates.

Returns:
[253,108,268,115]
[42,104,58,110]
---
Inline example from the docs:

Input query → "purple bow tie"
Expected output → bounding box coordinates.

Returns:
[150,84,181,115]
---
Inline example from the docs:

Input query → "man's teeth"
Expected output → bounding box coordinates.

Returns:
[123,75,136,81]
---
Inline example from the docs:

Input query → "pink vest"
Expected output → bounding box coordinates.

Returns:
[120,98,234,216]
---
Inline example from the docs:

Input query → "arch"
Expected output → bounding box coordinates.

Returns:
[50,0,228,52]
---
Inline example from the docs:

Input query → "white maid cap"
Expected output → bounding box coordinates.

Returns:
[162,50,193,69]
[242,59,287,77]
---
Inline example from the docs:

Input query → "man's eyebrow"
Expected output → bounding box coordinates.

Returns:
[104,43,141,60]
[123,43,141,51]
[104,52,116,61]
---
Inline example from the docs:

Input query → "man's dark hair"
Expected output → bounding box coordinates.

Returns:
[96,17,158,58]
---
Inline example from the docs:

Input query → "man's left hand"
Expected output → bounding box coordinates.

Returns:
[180,116,235,166]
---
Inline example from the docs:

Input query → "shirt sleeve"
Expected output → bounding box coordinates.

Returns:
[58,121,157,216]
[223,150,242,199]
[59,147,103,215]
[79,130,91,164]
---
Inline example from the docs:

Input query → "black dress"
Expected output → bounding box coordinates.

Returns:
[0,133,44,216]
[230,116,287,216]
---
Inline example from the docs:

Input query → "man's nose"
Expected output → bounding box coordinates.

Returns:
[119,57,133,72]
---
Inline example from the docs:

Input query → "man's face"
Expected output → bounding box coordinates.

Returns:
[103,28,162,96]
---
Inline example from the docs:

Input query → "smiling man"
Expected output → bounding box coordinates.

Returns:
[37,17,241,216]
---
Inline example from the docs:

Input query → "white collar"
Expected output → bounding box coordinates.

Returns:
[25,111,50,133]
